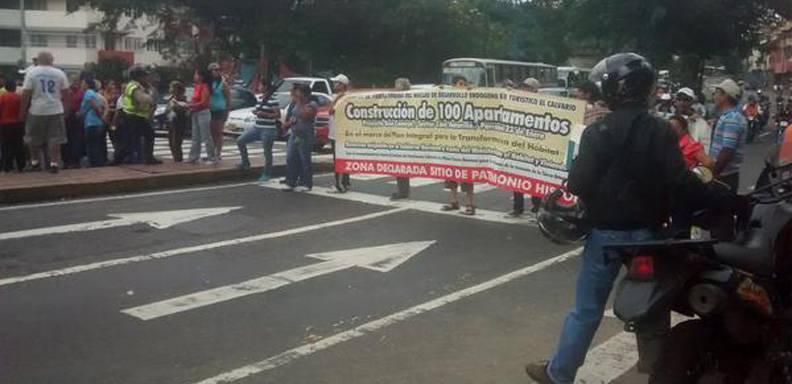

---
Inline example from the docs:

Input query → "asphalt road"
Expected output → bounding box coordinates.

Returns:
[0,136,775,384]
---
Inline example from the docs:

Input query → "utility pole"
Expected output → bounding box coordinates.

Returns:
[19,0,27,67]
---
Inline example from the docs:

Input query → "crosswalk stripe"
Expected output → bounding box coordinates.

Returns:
[104,137,292,161]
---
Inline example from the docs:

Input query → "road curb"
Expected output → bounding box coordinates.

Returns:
[0,162,334,205]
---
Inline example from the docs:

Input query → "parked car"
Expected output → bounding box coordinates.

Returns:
[272,77,333,108]
[153,86,259,136]
[224,92,333,151]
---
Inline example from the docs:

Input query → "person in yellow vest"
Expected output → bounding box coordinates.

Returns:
[112,66,155,165]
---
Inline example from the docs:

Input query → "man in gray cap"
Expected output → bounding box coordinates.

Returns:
[329,73,351,193]
[521,77,541,93]
[710,79,747,191]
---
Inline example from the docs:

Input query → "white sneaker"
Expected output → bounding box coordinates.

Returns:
[295,186,312,192]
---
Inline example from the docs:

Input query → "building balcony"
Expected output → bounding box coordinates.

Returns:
[98,49,134,65]
[0,9,101,31]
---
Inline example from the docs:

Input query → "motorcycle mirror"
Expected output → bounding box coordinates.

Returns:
[692,166,714,183]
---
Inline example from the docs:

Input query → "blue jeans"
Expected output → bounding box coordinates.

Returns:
[286,134,313,188]
[189,109,215,162]
[547,228,656,384]
[237,127,276,174]
[85,125,107,167]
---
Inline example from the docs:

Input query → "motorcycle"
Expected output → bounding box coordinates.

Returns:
[606,155,792,383]
[778,119,790,145]
[747,115,759,143]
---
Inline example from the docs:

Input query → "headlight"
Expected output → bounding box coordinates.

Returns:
[244,117,255,123]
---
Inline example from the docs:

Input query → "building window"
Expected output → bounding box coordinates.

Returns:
[0,0,18,9]
[0,29,21,46]
[146,39,165,52]
[123,37,144,51]
[26,0,47,10]
[29,34,48,47]
[66,35,78,48]
[66,0,81,12]
[85,35,96,49]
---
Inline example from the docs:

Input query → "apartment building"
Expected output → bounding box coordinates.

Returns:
[766,21,792,85]
[0,0,169,72]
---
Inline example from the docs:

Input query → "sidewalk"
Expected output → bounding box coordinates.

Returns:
[0,155,333,205]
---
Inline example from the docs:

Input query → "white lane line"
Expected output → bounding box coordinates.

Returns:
[386,178,441,187]
[0,182,258,212]
[261,183,536,226]
[0,208,407,288]
[190,247,583,384]
[350,174,391,181]
[123,241,434,321]
[0,174,334,212]
[474,184,499,193]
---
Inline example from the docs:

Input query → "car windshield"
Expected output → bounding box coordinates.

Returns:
[276,79,310,93]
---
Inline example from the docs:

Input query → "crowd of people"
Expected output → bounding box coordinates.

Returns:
[0,51,235,174]
[2,51,790,223]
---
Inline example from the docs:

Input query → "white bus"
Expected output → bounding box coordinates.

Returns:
[442,58,558,88]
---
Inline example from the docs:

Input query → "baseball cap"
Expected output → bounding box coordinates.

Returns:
[208,62,220,71]
[715,79,742,99]
[676,87,696,99]
[330,74,350,85]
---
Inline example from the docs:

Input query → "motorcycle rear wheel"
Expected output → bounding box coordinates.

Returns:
[649,320,723,384]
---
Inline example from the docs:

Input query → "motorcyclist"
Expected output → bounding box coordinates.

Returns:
[526,53,736,384]
[743,96,762,143]
[777,102,792,143]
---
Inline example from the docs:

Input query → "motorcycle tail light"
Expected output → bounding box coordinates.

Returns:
[629,255,655,279]
[737,278,773,316]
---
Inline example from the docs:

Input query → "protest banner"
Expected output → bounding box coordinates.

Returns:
[333,87,586,197]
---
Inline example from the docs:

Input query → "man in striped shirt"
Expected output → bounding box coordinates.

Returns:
[710,79,747,191]
[236,94,281,181]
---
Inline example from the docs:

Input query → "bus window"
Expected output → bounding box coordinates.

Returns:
[486,67,495,87]
[442,67,486,86]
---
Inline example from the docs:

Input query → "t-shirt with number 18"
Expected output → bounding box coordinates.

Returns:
[22,65,69,116]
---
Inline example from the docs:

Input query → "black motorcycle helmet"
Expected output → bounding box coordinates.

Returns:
[537,188,588,244]
[128,65,150,82]
[589,53,656,109]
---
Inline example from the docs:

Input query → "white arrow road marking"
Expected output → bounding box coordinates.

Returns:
[189,248,582,384]
[0,208,408,288]
[122,241,436,321]
[0,207,241,241]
